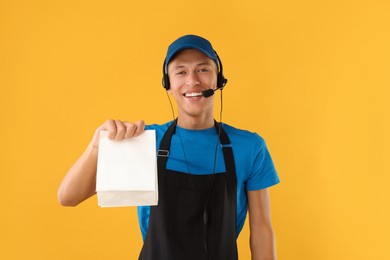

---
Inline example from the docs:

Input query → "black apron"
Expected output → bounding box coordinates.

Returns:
[139,120,238,260]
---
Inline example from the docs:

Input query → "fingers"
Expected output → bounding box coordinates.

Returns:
[104,119,145,140]
[91,119,144,149]
[123,120,145,138]
[123,122,136,139]
[105,119,117,140]
[90,120,115,149]
[113,120,126,140]
[133,120,145,137]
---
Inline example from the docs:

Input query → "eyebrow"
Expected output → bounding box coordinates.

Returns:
[172,62,212,71]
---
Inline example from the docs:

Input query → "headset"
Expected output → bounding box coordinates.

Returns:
[162,51,228,91]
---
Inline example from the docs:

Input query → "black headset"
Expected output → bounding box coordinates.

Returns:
[162,51,227,90]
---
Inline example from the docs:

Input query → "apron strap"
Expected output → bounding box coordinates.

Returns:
[215,121,237,192]
[157,119,177,174]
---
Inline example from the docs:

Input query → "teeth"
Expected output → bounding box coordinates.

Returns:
[184,92,202,97]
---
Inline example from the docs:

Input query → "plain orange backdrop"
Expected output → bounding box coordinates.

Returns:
[1,0,389,259]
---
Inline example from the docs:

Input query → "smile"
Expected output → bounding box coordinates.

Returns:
[184,92,203,97]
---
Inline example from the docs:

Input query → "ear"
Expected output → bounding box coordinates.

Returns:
[167,89,173,94]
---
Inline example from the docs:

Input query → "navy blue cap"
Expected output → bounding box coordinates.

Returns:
[165,35,219,71]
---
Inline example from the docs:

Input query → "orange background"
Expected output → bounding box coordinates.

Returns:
[1,0,389,259]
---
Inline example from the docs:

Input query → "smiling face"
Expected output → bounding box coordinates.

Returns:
[167,48,218,128]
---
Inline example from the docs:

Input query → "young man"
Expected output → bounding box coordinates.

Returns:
[58,35,280,260]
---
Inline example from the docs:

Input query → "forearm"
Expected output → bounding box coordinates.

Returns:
[247,189,277,260]
[57,142,98,206]
[250,226,277,260]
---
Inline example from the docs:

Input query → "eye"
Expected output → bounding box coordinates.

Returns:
[176,71,186,76]
[198,68,210,73]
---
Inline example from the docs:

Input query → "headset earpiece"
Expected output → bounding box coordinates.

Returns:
[217,72,227,89]
[162,59,170,90]
[215,52,227,89]
[162,74,170,90]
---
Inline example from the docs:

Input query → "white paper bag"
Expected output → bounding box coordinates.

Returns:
[96,130,158,207]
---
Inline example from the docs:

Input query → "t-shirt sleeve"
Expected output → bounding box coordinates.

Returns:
[246,136,280,191]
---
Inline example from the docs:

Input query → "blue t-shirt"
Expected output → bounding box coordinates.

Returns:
[138,121,279,240]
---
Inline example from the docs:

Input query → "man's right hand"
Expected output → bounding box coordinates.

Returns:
[91,119,145,149]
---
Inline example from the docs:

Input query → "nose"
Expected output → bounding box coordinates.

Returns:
[185,72,200,86]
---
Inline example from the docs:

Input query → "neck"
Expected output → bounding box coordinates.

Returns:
[176,113,214,130]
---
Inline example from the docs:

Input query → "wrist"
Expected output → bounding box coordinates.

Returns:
[87,141,99,155]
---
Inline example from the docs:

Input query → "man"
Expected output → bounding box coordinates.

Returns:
[58,34,280,260]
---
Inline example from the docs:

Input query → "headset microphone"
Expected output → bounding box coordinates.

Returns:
[202,87,221,98]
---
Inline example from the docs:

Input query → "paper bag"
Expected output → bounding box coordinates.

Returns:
[96,130,158,207]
